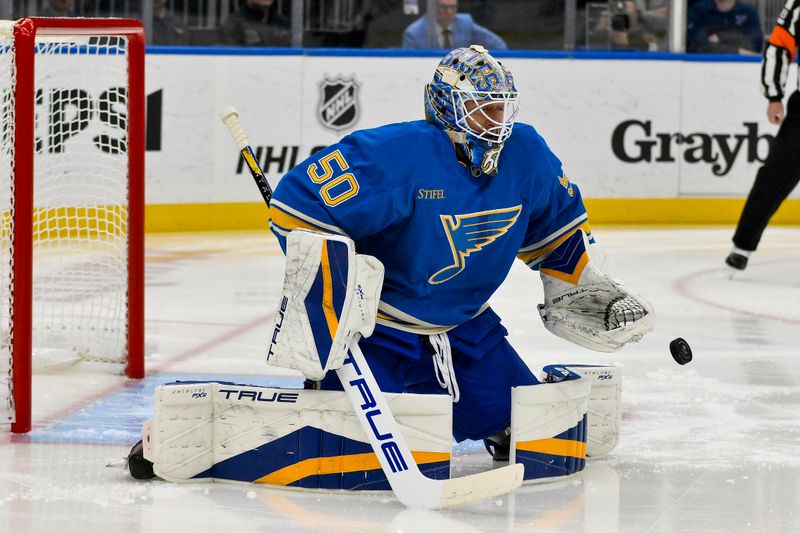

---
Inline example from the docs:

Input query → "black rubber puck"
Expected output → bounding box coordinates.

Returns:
[670,337,692,365]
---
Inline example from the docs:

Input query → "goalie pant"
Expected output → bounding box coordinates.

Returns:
[314,301,625,450]
[316,306,540,443]
[269,228,537,444]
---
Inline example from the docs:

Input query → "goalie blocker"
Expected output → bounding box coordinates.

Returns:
[266,229,383,381]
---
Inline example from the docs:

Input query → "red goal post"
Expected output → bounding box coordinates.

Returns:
[0,18,145,433]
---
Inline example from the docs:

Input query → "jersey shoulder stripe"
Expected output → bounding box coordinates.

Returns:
[269,199,348,236]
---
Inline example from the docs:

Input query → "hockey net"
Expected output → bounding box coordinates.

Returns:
[0,18,145,433]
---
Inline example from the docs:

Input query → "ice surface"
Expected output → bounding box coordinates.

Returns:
[2,227,799,532]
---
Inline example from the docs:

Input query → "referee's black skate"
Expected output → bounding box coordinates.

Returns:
[725,252,748,271]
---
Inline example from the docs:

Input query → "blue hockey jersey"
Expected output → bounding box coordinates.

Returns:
[269,120,589,333]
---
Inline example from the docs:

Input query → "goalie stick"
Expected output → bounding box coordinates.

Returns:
[219,107,524,508]
[219,107,272,206]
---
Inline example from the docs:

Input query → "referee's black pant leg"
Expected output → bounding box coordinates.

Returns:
[733,92,800,251]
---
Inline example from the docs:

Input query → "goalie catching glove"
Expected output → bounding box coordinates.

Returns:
[537,230,654,352]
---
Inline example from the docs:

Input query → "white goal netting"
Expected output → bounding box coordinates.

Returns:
[1,21,134,425]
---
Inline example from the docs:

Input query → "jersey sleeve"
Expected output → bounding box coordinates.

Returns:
[762,1,799,102]
[268,131,409,252]
[516,141,590,271]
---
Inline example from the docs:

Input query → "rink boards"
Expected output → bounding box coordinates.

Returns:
[48,48,800,229]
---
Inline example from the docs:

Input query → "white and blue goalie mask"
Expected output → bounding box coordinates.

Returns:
[424,45,519,175]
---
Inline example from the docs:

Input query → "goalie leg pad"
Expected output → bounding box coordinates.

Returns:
[267,230,384,380]
[580,365,621,458]
[143,381,452,491]
[544,364,622,458]
[510,379,590,483]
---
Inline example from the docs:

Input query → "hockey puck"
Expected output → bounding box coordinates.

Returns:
[669,337,692,365]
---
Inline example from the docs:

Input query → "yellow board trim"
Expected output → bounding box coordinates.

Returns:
[142,199,800,233]
[516,438,587,459]
[584,198,800,225]
[255,451,450,486]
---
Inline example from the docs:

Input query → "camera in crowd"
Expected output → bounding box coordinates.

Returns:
[610,0,631,32]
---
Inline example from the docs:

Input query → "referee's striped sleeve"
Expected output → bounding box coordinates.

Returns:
[762,1,800,101]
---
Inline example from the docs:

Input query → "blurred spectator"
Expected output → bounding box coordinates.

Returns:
[639,0,669,48]
[363,0,418,48]
[220,0,291,47]
[402,0,507,50]
[687,0,763,54]
[40,0,76,17]
[304,0,371,48]
[152,0,188,45]
[483,0,563,51]
[584,0,667,51]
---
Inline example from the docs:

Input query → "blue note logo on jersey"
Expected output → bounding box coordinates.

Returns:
[429,205,522,284]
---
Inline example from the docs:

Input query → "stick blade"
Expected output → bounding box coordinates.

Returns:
[437,463,524,508]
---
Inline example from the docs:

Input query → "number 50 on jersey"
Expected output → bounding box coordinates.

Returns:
[307,150,360,207]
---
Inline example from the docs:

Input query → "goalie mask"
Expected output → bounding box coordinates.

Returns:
[424,45,519,175]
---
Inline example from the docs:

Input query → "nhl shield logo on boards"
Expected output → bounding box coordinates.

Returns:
[317,76,360,132]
